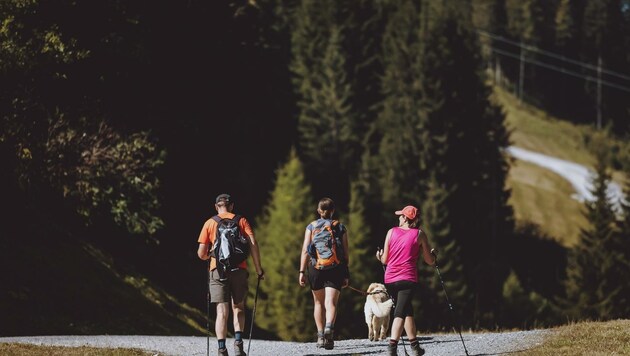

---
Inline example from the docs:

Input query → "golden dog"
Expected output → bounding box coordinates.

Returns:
[364,282,394,341]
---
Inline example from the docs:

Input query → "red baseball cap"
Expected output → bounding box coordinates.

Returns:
[395,205,418,220]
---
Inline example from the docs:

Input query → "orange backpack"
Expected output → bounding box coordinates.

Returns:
[308,219,342,270]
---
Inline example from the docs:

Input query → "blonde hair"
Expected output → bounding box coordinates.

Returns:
[317,197,335,219]
[405,216,420,228]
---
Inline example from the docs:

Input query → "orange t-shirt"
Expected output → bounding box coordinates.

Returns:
[198,212,254,271]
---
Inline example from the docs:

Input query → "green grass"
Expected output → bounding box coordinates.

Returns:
[0,343,152,355]
[516,319,630,355]
[507,160,587,246]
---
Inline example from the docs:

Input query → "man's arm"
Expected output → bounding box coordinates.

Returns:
[242,218,264,277]
[247,233,264,278]
[198,243,210,260]
[197,220,211,260]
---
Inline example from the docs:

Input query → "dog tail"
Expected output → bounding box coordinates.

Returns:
[371,299,394,318]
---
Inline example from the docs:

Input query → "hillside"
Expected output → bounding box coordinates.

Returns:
[495,88,626,246]
[0,205,207,336]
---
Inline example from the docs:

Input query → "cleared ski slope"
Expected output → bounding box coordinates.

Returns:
[507,146,625,210]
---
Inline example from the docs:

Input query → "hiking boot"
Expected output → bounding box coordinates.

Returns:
[323,337,334,350]
[316,334,325,348]
[234,340,246,356]
[410,342,425,356]
[387,343,398,356]
[218,347,229,356]
[323,328,334,350]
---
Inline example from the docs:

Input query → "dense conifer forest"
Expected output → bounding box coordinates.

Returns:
[1,0,629,339]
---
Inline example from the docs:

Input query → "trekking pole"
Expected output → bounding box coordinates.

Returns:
[379,249,409,356]
[247,274,262,355]
[207,259,211,356]
[431,249,470,356]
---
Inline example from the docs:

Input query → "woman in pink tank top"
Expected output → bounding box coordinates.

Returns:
[376,205,435,356]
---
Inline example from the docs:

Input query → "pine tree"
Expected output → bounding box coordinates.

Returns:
[376,0,426,214]
[472,0,509,74]
[551,0,590,121]
[418,169,467,330]
[473,0,508,34]
[555,0,582,49]
[346,180,377,292]
[290,0,359,204]
[611,175,630,318]
[253,149,316,341]
[416,3,514,326]
[354,144,388,250]
[581,0,629,133]
[564,158,620,320]
[340,0,386,130]
[335,180,378,337]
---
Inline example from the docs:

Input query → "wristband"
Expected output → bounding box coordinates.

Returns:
[299,270,305,274]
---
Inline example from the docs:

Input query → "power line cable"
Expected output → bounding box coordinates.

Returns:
[491,47,630,93]
[478,30,630,82]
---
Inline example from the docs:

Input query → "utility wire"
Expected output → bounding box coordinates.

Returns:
[491,47,630,93]
[478,30,630,83]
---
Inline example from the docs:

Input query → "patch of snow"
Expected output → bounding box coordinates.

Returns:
[507,146,625,211]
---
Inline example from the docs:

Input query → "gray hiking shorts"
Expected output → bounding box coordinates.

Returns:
[209,268,249,304]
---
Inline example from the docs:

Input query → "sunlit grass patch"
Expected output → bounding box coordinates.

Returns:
[507,159,587,246]
[0,343,153,355]
[516,319,630,355]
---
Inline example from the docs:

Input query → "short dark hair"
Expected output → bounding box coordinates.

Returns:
[215,193,232,206]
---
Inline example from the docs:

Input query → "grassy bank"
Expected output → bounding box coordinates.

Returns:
[0,343,152,356]
[507,159,588,246]
[519,319,630,355]
[0,230,207,336]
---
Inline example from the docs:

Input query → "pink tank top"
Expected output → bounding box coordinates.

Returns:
[384,227,420,284]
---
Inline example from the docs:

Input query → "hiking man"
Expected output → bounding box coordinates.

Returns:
[197,194,264,356]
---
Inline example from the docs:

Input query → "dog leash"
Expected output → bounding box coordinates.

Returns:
[347,285,368,295]
[347,285,390,298]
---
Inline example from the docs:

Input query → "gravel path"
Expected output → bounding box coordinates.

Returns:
[0,329,550,355]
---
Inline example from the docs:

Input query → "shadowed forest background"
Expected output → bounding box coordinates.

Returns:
[1,0,630,341]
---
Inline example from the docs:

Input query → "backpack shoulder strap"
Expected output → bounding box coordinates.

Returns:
[212,214,241,223]
[308,220,320,240]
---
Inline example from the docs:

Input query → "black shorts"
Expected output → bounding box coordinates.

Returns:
[385,280,417,318]
[307,264,346,291]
